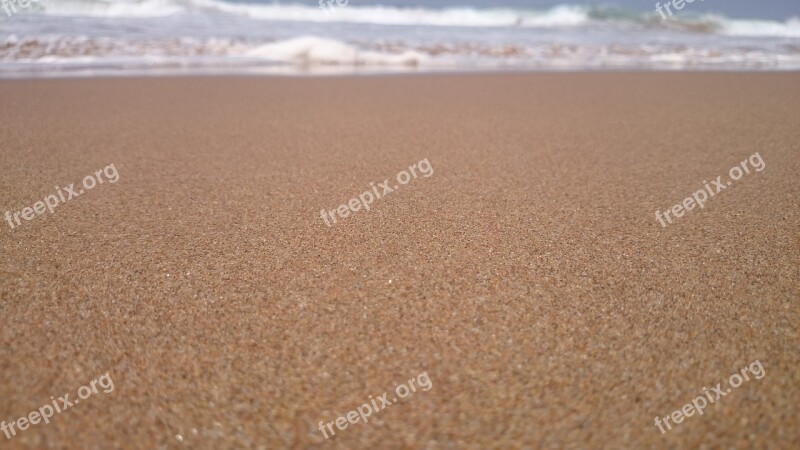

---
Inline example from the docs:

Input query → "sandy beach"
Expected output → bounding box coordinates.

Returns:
[0,73,798,448]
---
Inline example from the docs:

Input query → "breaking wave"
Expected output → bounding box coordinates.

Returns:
[31,0,800,38]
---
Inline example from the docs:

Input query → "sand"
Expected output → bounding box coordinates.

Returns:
[0,73,798,449]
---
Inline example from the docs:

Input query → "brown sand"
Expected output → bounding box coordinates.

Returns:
[0,73,798,449]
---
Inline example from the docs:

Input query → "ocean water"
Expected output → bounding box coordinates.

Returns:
[1,0,799,77]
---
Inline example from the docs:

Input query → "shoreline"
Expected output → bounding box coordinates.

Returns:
[2,66,800,81]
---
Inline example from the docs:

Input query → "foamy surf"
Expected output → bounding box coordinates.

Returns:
[1,1,799,77]
[245,37,425,66]
[23,1,800,37]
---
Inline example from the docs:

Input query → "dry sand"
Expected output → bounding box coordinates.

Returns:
[0,73,798,449]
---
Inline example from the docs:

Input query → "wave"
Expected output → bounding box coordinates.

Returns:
[722,17,800,38]
[4,34,799,71]
[38,1,590,27]
[33,1,800,38]
[245,36,426,66]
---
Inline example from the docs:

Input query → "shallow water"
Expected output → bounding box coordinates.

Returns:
[2,0,799,77]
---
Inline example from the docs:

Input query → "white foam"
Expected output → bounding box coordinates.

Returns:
[3,1,800,76]
[245,36,425,66]
[720,16,800,38]
[42,0,186,18]
[29,1,800,38]
[37,1,590,28]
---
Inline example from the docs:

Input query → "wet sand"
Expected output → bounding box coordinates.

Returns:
[0,73,798,448]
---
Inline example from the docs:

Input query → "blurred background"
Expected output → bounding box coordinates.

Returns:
[1,0,799,77]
